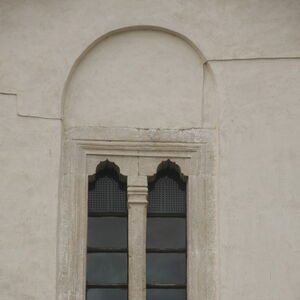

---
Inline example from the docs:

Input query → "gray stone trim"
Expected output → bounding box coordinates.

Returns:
[57,128,217,300]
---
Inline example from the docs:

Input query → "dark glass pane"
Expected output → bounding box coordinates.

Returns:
[147,253,186,284]
[88,217,127,249]
[87,253,127,284]
[148,169,186,215]
[87,289,128,300]
[147,218,186,250]
[147,289,186,300]
[88,168,127,213]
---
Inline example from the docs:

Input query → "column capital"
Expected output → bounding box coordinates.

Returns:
[127,176,148,200]
[127,175,148,300]
[128,175,147,187]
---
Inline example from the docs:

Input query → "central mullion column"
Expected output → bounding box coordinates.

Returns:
[127,176,148,300]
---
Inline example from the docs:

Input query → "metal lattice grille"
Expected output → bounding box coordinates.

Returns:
[88,169,127,213]
[148,169,186,215]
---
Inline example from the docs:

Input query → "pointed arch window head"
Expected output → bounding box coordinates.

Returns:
[148,160,187,216]
[87,160,128,300]
[147,160,187,300]
[88,160,127,214]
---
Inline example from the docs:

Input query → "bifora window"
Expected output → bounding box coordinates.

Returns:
[85,160,187,300]
[147,161,187,300]
[86,161,128,300]
[57,136,215,300]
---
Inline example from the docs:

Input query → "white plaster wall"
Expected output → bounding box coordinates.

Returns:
[0,95,61,300]
[211,59,300,300]
[0,1,300,300]
[0,0,299,118]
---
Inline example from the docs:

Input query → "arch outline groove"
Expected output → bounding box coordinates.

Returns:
[61,25,207,120]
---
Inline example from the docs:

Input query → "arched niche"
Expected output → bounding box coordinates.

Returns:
[63,27,205,130]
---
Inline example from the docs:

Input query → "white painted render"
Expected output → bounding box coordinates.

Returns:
[0,1,300,299]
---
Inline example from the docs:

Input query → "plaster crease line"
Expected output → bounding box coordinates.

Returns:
[0,91,61,121]
[3,56,299,122]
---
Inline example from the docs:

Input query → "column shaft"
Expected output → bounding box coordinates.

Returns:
[127,176,148,300]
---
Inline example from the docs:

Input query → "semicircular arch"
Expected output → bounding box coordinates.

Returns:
[63,26,206,130]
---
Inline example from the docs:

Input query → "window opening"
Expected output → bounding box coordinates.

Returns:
[147,160,187,300]
[86,160,128,300]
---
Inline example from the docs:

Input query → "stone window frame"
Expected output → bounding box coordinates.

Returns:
[57,129,217,300]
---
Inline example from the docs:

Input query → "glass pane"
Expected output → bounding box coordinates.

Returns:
[147,253,186,284]
[147,218,186,249]
[88,217,127,249]
[147,289,186,300]
[87,253,127,284]
[87,288,127,300]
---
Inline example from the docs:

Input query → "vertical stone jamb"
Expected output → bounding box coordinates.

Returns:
[127,176,148,300]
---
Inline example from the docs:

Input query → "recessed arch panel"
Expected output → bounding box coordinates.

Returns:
[64,27,204,130]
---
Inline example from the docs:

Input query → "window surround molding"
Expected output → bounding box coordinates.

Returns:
[57,128,217,300]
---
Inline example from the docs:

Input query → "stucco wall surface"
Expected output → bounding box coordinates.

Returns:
[0,1,300,300]
[0,0,299,118]
[0,95,61,300]
[211,59,300,300]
